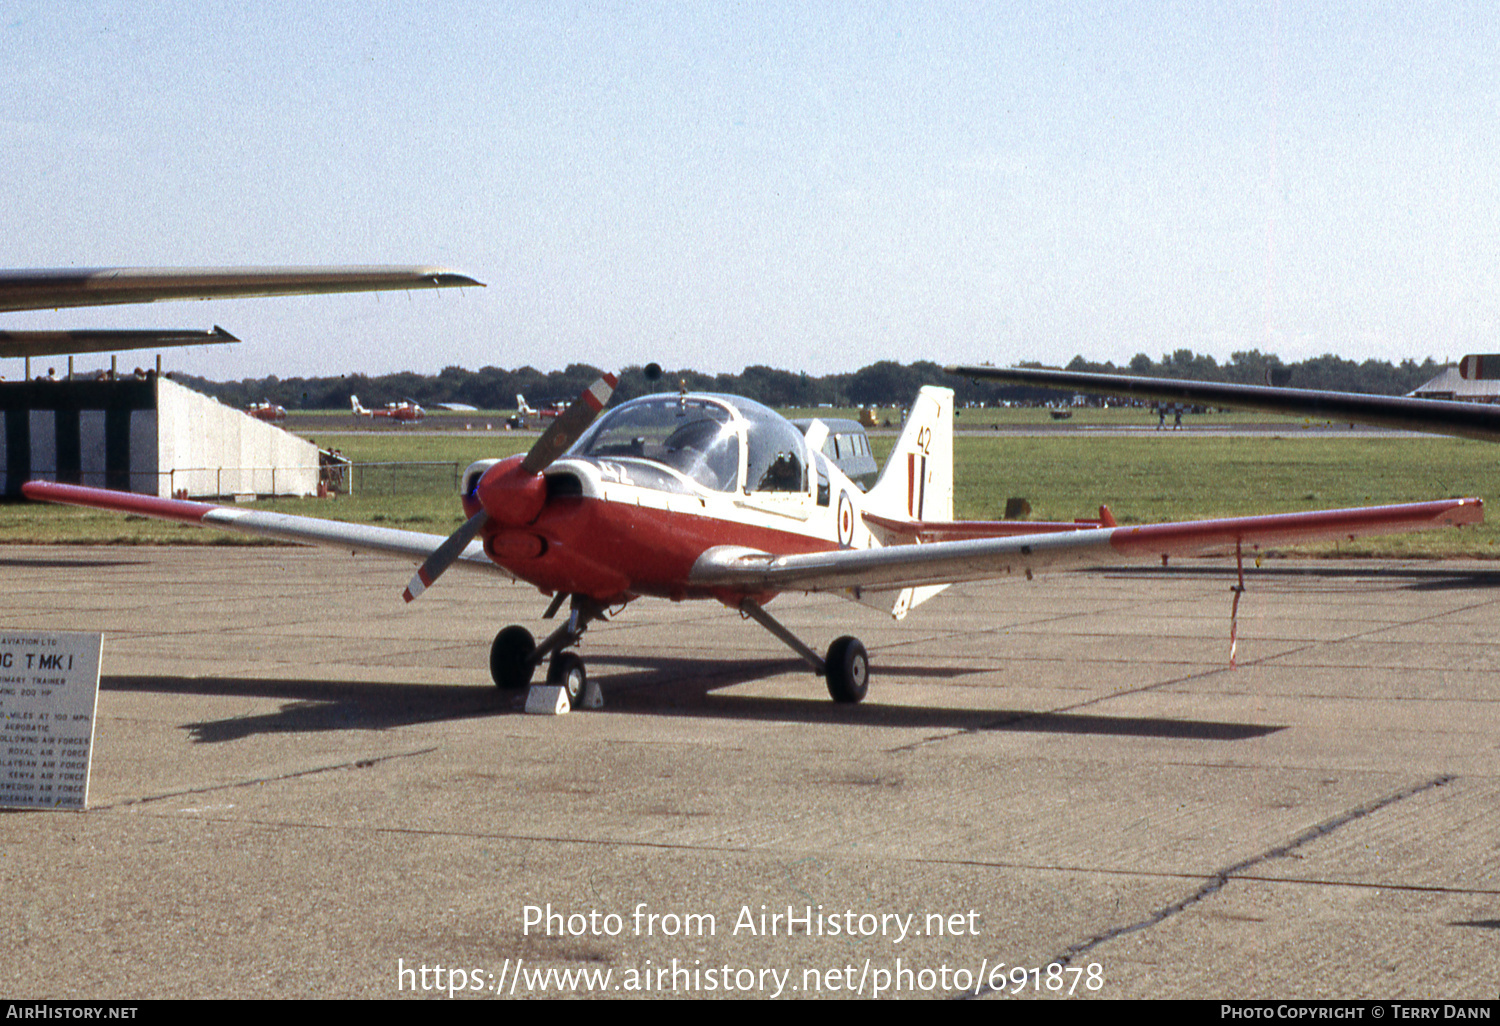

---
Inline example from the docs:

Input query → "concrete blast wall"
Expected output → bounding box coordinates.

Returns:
[155,376,317,497]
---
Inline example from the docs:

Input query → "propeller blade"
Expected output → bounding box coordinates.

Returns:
[520,373,618,475]
[403,373,616,603]
[403,509,488,602]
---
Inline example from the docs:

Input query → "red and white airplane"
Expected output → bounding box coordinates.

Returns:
[350,395,425,423]
[24,375,1483,706]
[516,394,563,421]
[245,400,287,424]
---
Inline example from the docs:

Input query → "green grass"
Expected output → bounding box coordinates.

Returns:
[5,431,1495,558]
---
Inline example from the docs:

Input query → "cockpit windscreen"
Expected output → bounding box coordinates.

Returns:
[571,396,742,492]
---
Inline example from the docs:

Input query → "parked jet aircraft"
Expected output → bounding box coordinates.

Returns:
[351,395,425,423]
[945,363,1500,443]
[0,266,480,359]
[24,377,1483,706]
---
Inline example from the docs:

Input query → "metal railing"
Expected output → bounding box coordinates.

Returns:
[343,461,462,496]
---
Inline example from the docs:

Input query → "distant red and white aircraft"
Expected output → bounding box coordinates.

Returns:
[245,400,287,424]
[351,395,425,423]
[25,375,1483,706]
[516,394,563,420]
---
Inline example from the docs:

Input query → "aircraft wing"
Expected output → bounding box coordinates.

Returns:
[0,266,482,314]
[946,364,1500,444]
[20,482,505,579]
[690,499,1483,594]
[0,326,237,359]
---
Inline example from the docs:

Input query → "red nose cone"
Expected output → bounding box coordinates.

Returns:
[476,455,549,526]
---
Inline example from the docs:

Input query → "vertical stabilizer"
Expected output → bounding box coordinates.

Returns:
[856,386,954,618]
[865,386,953,523]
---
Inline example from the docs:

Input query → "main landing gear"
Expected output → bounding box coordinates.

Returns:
[738,599,869,704]
[488,594,608,708]
[488,595,871,706]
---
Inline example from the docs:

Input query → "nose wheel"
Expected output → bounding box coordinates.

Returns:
[547,652,588,707]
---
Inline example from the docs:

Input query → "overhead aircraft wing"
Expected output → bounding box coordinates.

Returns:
[946,364,1500,444]
[20,482,506,579]
[0,266,482,314]
[0,326,237,359]
[690,499,1483,594]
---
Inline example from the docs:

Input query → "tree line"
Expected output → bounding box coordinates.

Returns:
[177,350,1448,412]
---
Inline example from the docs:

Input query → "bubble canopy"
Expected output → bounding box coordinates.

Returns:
[568,393,810,495]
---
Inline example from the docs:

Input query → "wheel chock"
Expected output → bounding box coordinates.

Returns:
[524,684,571,715]
[581,679,604,709]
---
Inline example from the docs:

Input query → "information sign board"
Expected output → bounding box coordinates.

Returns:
[0,632,104,810]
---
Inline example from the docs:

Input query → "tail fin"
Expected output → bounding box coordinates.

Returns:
[350,395,365,415]
[516,394,534,416]
[854,386,954,620]
[865,386,953,524]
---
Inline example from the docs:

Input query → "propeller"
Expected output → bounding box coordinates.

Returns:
[402,372,617,602]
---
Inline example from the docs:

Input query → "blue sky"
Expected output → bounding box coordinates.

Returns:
[4,2,1496,380]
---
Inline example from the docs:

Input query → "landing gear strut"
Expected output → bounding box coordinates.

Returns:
[489,595,608,708]
[738,599,870,704]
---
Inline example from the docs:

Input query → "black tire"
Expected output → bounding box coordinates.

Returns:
[547,652,588,707]
[825,636,869,703]
[490,625,536,690]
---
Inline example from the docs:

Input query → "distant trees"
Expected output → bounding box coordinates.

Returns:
[177,350,1448,412]
[1053,350,1442,397]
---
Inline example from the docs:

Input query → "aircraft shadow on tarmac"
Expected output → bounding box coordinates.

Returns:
[0,556,153,570]
[1099,563,1500,592]
[102,662,1282,745]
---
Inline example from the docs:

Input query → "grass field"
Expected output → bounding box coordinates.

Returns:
[3,429,1495,557]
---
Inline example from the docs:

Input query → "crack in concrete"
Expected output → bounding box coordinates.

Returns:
[963,773,1456,999]
[93,746,439,810]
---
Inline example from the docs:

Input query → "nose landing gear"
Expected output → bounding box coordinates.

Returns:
[488,594,608,708]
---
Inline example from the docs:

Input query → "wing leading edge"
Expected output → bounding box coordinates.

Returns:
[690,499,1483,594]
[20,482,503,578]
[946,364,1500,444]
[0,266,483,314]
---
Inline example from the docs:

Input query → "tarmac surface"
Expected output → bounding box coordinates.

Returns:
[4,545,1498,1000]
